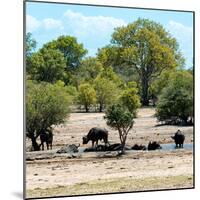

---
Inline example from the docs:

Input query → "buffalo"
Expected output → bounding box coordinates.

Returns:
[82,127,109,147]
[171,130,185,148]
[132,144,146,150]
[57,144,80,154]
[40,128,53,150]
[148,141,162,150]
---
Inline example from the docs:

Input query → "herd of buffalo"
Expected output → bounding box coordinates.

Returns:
[82,127,185,152]
[38,127,185,152]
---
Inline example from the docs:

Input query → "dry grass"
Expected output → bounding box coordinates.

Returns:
[26,175,193,198]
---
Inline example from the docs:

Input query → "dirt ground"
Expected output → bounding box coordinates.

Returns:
[26,108,194,198]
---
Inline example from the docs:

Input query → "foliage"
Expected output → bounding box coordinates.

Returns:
[77,83,96,112]
[28,48,66,83]
[187,67,193,75]
[26,32,37,57]
[79,57,103,81]
[43,35,87,70]
[98,66,123,87]
[156,71,193,125]
[120,81,141,115]
[97,45,122,67]
[65,85,78,103]
[104,104,135,152]
[72,57,103,87]
[149,69,173,97]
[101,18,185,105]
[94,76,119,112]
[26,80,71,150]
[26,32,37,71]
[97,46,138,82]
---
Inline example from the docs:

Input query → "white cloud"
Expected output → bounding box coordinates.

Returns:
[26,15,63,32]
[63,10,127,39]
[26,15,41,32]
[42,18,63,30]
[168,20,192,37]
[167,20,193,67]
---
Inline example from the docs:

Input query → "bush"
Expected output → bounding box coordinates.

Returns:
[77,83,96,112]
[156,71,193,125]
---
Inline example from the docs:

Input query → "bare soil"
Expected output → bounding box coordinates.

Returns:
[26,108,194,198]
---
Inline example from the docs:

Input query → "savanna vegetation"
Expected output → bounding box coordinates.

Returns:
[26,18,193,151]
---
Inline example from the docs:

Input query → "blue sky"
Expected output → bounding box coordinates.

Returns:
[26,1,193,68]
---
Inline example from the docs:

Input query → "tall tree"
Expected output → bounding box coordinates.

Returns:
[43,35,87,70]
[28,48,66,83]
[41,35,87,84]
[102,18,185,105]
[97,46,138,82]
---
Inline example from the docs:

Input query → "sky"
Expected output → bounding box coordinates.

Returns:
[26,1,194,68]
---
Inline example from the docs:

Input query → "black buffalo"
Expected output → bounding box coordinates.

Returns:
[40,128,53,150]
[148,141,162,150]
[132,144,146,150]
[171,130,185,148]
[83,127,109,147]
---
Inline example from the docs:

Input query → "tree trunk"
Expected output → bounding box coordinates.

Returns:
[30,135,40,151]
[85,104,89,112]
[99,103,103,112]
[121,134,127,154]
[121,140,126,154]
[141,76,149,106]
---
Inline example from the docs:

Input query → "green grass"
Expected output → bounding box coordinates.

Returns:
[26,175,193,198]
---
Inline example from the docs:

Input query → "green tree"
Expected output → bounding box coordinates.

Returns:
[80,57,103,81]
[98,66,123,86]
[43,35,87,70]
[187,67,193,75]
[97,46,138,82]
[65,84,78,103]
[149,69,175,104]
[94,76,119,112]
[103,18,184,105]
[156,71,193,125]
[41,35,87,84]
[77,83,96,112]
[120,81,141,115]
[26,80,71,151]
[104,104,135,153]
[28,48,66,83]
[26,32,37,57]
[26,32,37,72]
[72,57,103,87]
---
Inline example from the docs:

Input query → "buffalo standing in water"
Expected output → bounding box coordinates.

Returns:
[171,130,185,148]
[82,127,109,147]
